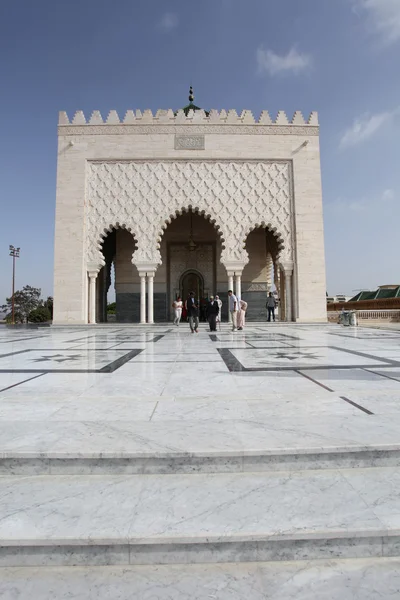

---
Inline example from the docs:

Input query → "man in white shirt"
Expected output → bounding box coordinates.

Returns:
[228,290,238,331]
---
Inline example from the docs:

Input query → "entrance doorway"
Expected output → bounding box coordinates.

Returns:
[180,270,204,303]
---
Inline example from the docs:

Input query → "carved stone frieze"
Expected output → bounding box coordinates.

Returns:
[245,283,268,292]
[85,160,293,268]
[60,125,319,136]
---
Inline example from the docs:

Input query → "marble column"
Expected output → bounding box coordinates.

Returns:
[279,268,285,321]
[147,273,154,324]
[140,273,146,324]
[227,272,234,322]
[88,272,98,324]
[266,253,273,292]
[235,273,242,300]
[284,270,293,322]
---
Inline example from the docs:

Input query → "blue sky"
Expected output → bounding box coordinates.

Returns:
[0,0,399,304]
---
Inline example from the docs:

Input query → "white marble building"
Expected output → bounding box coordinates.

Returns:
[53,91,326,324]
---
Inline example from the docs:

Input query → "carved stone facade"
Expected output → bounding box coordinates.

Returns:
[86,160,291,267]
[53,106,327,324]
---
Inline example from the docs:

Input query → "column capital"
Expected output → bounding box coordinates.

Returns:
[280,260,294,275]
[88,270,99,279]
[87,261,101,275]
[133,261,159,275]
[223,261,246,276]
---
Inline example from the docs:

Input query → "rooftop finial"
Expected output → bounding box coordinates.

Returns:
[189,86,194,103]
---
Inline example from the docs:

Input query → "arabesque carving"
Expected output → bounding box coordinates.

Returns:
[86,160,293,269]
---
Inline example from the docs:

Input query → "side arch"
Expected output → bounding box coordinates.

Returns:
[88,221,138,268]
[242,221,286,258]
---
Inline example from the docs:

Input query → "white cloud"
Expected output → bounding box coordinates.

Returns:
[328,189,396,213]
[256,46,312,76]
[382,188,395,201]
[158,12,179,32]
[354,0,400,44]
[340,109,398,148]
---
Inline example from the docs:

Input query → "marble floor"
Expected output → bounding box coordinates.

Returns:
[1,322,400,598]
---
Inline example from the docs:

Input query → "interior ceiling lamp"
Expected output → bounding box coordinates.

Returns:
[187,209,197,252]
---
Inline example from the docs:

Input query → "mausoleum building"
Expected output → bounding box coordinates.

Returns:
[53,90,326,324]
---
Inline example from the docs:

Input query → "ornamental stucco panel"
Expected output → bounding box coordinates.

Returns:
[86,161,293,268]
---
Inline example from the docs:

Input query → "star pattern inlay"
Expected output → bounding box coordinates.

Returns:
[31,354,82,364]
[271,352,319,361]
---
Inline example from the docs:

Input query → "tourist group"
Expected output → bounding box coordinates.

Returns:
[172,291,278,332]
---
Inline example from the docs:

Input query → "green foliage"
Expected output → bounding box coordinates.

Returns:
[28,306,51,323]
[43,296,54,319]
[1,285,42,323]
[107,302,116,314]
[4,311,24,324]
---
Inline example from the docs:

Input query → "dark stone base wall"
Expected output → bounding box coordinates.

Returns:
[213,291,268,322]
[116,293,168,323]
[154,293,168,322]
[242,291,268,321]
[116,293,140,323]
[115,292,268,322]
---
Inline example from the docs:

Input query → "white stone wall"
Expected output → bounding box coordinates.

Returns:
[53,110,326,323]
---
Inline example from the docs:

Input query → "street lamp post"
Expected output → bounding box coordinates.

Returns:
[9,246,20,325]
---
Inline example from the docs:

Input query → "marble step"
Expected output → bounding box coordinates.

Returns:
[3,412,400,475]
[3,446,400,475]
[1,467,400,566]
[2,557,400,599]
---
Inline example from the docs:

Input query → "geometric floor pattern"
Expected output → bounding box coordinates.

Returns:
[1,322,400,598]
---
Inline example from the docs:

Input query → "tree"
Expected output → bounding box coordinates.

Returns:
[43,296,53,319]
[107,302,116,315]
[28,306,51,323]
[1,285,42,323]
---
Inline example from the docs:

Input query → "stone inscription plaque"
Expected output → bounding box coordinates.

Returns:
[175,135,205,150]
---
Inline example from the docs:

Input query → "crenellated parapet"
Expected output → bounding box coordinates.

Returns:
[58,109,319,135]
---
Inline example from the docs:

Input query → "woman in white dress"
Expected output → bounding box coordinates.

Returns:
[237,298,248,330]
[215,295,223,329]
[173,296,183,326]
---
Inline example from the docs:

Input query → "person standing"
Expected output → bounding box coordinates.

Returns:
[185,292,199,334]
[206,295,219,332]
[215,295,223,329]
[266,292,276,322]
[172,296,183,326]
[228,290,238,331]
[237,298,248,331]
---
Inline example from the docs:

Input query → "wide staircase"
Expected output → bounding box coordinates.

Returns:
[2,407,400,598]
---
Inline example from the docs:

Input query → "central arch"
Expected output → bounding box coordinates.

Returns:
[156,206,225,258]
[158,210,222,321]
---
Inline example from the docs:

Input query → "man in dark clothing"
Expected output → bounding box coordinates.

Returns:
[266,292,276,322]
[206,295,219,332]
[185,292,199,333]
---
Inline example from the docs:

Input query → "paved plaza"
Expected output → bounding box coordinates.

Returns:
[1,322,400,598]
